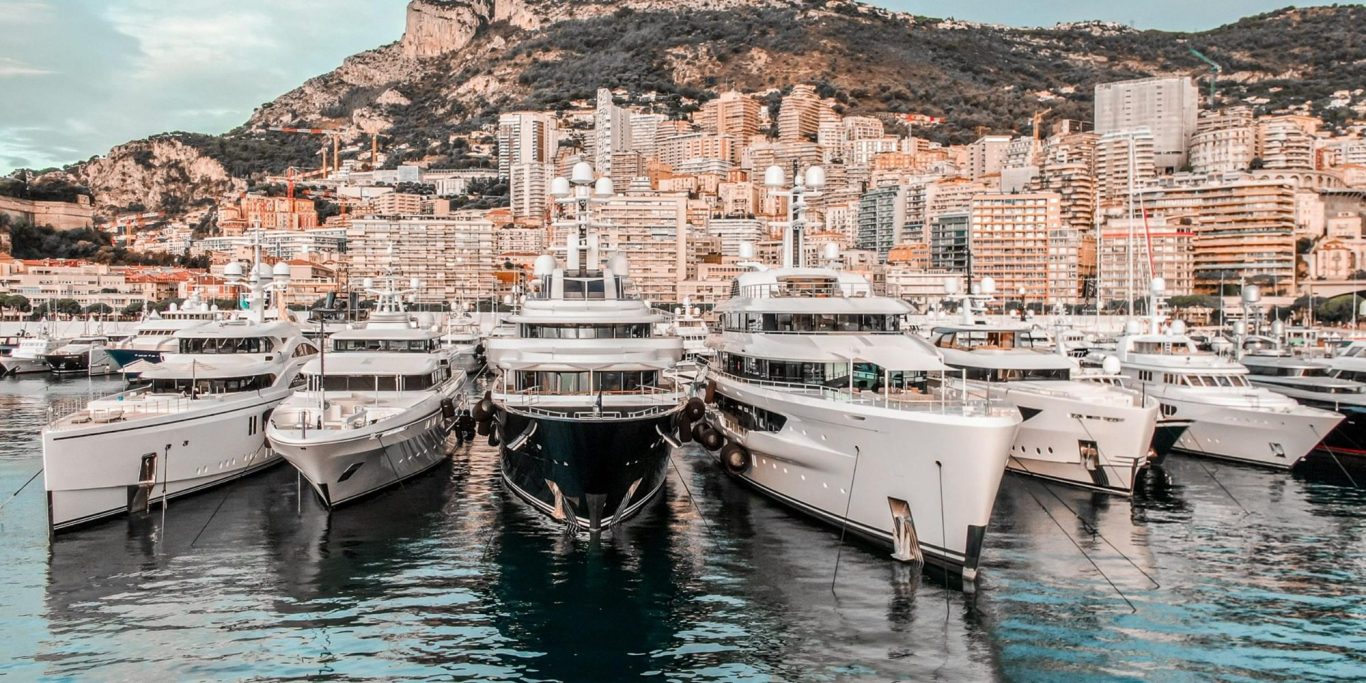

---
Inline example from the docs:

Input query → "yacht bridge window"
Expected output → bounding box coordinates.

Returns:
[520,324,650,339]
[932,330,1037,350]
[1250,365,1327,378]
[333,338,435,353]
[722,313,900,334]
[960,367,1069,382]
[1176,374,1250,388]
[509,370,659,393]
[309,372,443,392]
[720,352,928,391]
[179,337,273,354]
[148,374,276,394]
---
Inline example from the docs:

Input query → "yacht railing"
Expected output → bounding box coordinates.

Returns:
[48,389,200,426]
[709,369,995,416]
[737,282,873,299]
[496,382,684,420]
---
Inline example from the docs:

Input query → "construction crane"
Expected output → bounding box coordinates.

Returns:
[267,126,345,175]
[369,132,391,170]
[1188,47,1222,106]
[1031,107,1053,143]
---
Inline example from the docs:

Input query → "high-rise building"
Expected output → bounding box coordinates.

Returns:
[967,135,1012,180]
[590,193,688,305]
[856,185,905,263]
[1135,177,1297,294]
[1096,215,1195,304]
[696,90,761,138]
[968,192,1087,304]
[497,111,557,180]
[705,218,765,258]
[1094,76,1199,173]
[777,84,833,143]
[509,162,552,222]
[629,112,668,159]
[347,211,498,303]
[594,89,632,177]
[930,212,970,275]
[1189,108,1255,174]
[1095,129,1157,207]
[1257,116,1316,170]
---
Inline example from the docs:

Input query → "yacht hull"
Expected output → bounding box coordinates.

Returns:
[0,356,50,375]
[707,376,1018,587]
[44,348,120,376]
[497,407,677,532]
[1167,401,1341,468]
[42,394,286,532]
[270,406,455,508]
[105,348,163,368]
[989,385,1157,496]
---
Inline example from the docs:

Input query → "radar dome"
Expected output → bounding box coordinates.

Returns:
[1123,319,1143,336]
[821,242,840,261]
[608,253,630,277]
[1242,285,1261,304]
[593,177,614,197]
[1233,321,1247,336]
[533,254,557,277]
[571,161,594,185]
[738,241,755,259]
[223,261,244,280]
[550,176,571,198]
[1151,277,1166,294]
[763,165,785,189]
[1102,355,1122,375]
[804,165,826,189]
[943,277,960,294]
[1170,319,1188,335]
[980,276,997,295]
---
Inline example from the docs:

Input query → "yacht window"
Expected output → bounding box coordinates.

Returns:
[149,373,274,394]
[317,375,402,392]
[714,394,787,432]
[333,339,433,353]
[180,337,269,354]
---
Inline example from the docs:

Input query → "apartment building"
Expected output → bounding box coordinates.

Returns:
[1096,215,1196,302]
[497,111,558,180]
[1094,76,1198,172]
[968,192,1086,304]
[347,211,498,303]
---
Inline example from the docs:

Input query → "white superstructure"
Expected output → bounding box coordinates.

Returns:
[0,335,65,375]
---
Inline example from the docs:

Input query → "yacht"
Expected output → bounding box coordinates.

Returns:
[440,310,485,374]
[104,295,222,370]
[476,163,689,532]
[702,165,1020,587]
[268,277,468,507]
[1097,316,1341,470]
[666,300,714,383]
[42,258,316,532]
[0,334,65,375]
[929,317,1160,496]
[43,335,120,375]
[1243,354,1366,460]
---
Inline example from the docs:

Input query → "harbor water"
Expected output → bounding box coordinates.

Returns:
[1,376,1364,681]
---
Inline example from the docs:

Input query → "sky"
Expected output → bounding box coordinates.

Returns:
[0,0,1315,173]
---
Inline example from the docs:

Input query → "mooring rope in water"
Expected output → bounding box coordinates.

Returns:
[1179,430,1252,517]
[668,450,712,536]
[937,460,950,625]
[1026,489,1137,614]
[1009,458,1161,589]
[191,443,269,547]
[830,445,862,595]
[0,467,43,517]
[1310,424,1360,489]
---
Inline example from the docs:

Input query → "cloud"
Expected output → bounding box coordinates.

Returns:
[0,57,51,77]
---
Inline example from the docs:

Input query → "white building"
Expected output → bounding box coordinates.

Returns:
[1094,76,1199,173]
[347,212,498,304]
[498,111,558,180]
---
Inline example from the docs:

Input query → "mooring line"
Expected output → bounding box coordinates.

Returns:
[1180,430,1252,517]
[190,486,233,547]
[1026,489,1136,613]
[1310,424,1360,489]
[830,445,862,595]
[0,467,43,516]
[1010,458,1161,589]
[668,450,712,536]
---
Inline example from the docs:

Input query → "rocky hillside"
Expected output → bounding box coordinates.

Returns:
[43,0,1366,214]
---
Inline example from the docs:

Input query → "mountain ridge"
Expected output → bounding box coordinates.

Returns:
[15,1,1366,217]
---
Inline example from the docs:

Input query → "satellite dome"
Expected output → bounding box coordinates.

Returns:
[272,261,291,279]
[980,276,997,295]
[550,176,571,198]
[223,261,244,280]
[1170,319,1188,335]
[821,242,840,261]
[1102,356,1122,375]
[1151,277,1166,294]
[593,177,614,197]
[943,277,960,294]
[608,253,630,277]
[804,165,826,189]
[571,161,594,185]
[763,165,785,189]
[533,254,557,276]
[738,241,755,259]
[1242,284,1261,304]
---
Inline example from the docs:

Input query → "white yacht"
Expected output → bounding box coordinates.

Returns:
[105,295,222,371]
[666,300,714,383]
[1242,354,1366,461]
[268,277,468,507]
[42,258,315,532]
[1097,315,1342,470]
[476,163,689,532]
[929,316,1160,496]
[702,165,1020,587]
[0,334,66,375]
[440,310,485,374]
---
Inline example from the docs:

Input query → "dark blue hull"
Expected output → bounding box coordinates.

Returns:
[104,348,162,368]
[497,407,677,531]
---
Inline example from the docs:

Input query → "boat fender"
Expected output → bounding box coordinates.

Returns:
[476,419,490,436]
[691,421,710,443]
[475,344,485,355]
[721,443,750,474]
[674,411,693,443]
[440,398,456,420]
[698,427,725,451]
[472,392,495,422]
[683,397,705,422]
[487,423,501,448]
[704,380,716,404]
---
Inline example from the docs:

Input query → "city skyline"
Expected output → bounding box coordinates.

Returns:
[0,0,1318,172]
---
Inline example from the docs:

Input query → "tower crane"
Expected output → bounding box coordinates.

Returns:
[1188,47,1222,106]
[267,126,345,175]
[1032,107,1053,143]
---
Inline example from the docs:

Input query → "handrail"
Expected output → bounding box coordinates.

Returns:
[708,369,993,415]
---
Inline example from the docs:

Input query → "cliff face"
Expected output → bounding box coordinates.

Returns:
[72,138,243,215]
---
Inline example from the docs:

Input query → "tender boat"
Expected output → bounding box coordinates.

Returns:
[0,335,66,375]
[43,335,120,375]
